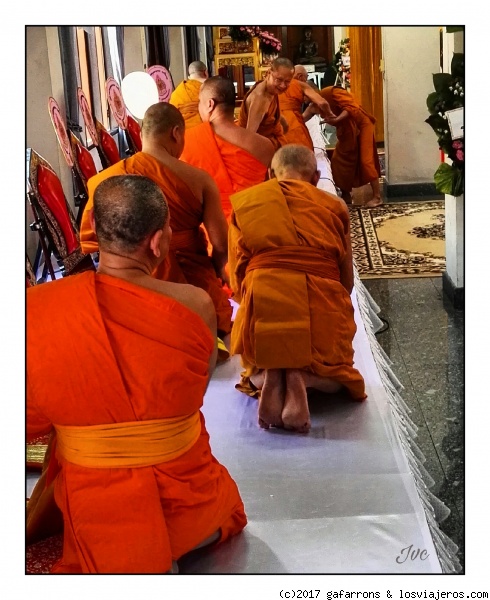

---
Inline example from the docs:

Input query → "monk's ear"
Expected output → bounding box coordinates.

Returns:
[311,169,321,187]
[268,167,276,180]
[149,229,163,258]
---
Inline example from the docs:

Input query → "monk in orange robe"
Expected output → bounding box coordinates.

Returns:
[307,85,382,207]
[229,145,366,433]
[27,175,247,574]
[239,58,334,151]
[169,60,208,129]
[80,102,232,337]
[181,76,274,220]
[278,65,332,150]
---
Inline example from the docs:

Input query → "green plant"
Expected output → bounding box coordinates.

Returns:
[425,52,464,196]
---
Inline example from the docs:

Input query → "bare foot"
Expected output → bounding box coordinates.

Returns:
[364,197,383,209]
[302,372,342,394]
[282,370,311,433]
[258,369,285,429]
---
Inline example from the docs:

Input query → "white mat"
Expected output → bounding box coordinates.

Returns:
[179,274,460,574]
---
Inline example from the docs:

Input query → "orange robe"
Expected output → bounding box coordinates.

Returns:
[169,80,203,129]
[278,79,314,150]
[27,271,247,573]
[80,153,233,336]
[320,86,380,191]
[238,83,287,150]
[229,179,366,400]
[181,122,268,221]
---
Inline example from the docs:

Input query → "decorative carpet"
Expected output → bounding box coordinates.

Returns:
[350,201,445,279]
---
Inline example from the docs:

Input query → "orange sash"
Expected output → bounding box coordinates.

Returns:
[55,412,201,468]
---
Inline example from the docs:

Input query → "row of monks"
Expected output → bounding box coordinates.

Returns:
[27,58,375,573]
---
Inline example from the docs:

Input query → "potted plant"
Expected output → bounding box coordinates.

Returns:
[425,52,464,197]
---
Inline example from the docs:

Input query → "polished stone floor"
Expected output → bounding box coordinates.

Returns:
[362,276,464,571]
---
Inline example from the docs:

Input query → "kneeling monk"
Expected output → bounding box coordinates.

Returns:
[27,175,247,573]
[228,145,366,433]
[80,102,232,337]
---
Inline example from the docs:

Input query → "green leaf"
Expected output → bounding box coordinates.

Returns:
[433,73,453,93]
[452,168,464,197]
[446,26,464,33]
[426,92,440,113]
[434,163,456,195]
[451,53,464,78]
[425,113,447,135]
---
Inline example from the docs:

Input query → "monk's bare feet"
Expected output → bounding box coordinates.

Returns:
[364,197,383,209]
[302,372,342,394]
[258,369,285,429]
[282,369,311,433]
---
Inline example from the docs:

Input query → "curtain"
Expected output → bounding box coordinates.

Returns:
[58,27,82,134]
[348,26,384,143]
[185,26,200,65]
[146,26,171,69]
[205,26,214,75]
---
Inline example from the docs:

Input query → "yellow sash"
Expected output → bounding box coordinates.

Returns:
[55,412,201,469]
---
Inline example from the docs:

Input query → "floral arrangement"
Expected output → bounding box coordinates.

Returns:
[228,26,282,54]
[425,52,464,197]
[333,38,350,88]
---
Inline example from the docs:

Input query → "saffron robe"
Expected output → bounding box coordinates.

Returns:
[278,79,314,150]
[169,80,203,129]
[320,86,380,190]
[79,153,233,336]
[181,122,268,221]
[27,272,247,573]
[238,82,287,150]
[229,179,366,400]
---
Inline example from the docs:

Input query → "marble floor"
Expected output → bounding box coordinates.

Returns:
[361,276,464,571]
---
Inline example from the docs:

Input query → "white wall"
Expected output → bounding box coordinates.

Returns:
[124,26,146,75]
[382,27,441,186]
[169,27,186,85]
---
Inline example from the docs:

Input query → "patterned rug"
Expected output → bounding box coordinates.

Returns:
[350,201,445,279]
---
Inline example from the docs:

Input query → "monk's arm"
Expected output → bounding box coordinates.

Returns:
[245,95,269,133]
[186,288,218,382]
[299,82,335,119]
[199,292,218,382]
[280,115,289,134]
[325,109,349,126]
[302,102,320,122]
[201,175,229,284]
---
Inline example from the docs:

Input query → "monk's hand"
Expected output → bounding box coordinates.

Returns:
[218,266,230,287]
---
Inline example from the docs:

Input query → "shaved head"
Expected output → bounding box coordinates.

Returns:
[200,76,236,116]
[93,175,169,252]
[141,102,184,138]
[271,57,294,72]
[294,65,308,82]
[188,60,207,76]
[271,144,318,181]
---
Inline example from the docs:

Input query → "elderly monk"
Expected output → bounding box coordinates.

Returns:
[305,85,382,207]
[169,60,209,129]
[80,102,232,337]
[239,57,334,151]
[229,145,366,433]
[181,76,274,220]
[27,175,247,573]
[278,64,330,150]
